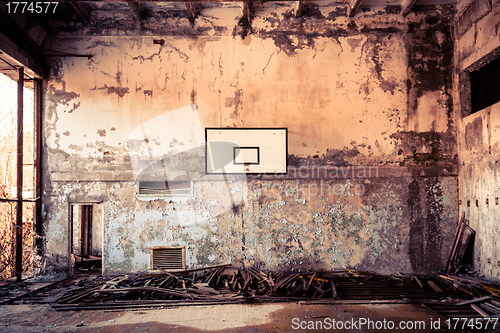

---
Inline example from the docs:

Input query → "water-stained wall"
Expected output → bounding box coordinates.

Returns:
[41,3,458,275]
[455,0,500,280]
[458,104,500,279]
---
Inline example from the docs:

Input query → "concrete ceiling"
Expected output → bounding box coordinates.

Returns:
[0,0,459,79]
[62,0,458,22]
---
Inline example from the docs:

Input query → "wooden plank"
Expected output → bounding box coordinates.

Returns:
[306,273,317,293]
[414,276,423,288]
[169,263,232,275]
[491,299,500,307]
[96,286,195,299]
[40,291,68,304]
[471,304,490,317]
[443,274,485,287]
[455,296,491,306]
[206,267,225,285]
[453,225,475,270]
[231,275,239,289]
[483,285,500,295]
[427,281,443,293]
[312,285,326,297]
[480,302,500,315]
[331,282,337,298]
[157,276,171,287]
[274,274,299,290]
[453,282,475,296]
[446,212,465,273]
[59,287,99,304]
[438,274,456,282]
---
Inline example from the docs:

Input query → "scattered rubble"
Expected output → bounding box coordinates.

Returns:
[0,217,499,327]
[2,261,500,332]
[0,264,477,310]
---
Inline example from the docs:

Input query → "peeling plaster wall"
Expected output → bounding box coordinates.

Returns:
[455,0,500,280]
[458,103,500,279]
[42,4,458,275]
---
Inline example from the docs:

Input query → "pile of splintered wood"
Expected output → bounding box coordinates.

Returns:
[48,264,474,311]
[422,273,500,319]
[51,264,345,310]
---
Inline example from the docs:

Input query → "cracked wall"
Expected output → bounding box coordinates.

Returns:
[41,3,457,275]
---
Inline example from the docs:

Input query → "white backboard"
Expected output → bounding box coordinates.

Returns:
[205,128,287,174]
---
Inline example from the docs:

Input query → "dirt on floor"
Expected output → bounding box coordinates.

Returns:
[0,302,474,333]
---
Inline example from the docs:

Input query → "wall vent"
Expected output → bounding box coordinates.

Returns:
[150,246,185,271]
[137,180,193,197]
[456,0,491,38]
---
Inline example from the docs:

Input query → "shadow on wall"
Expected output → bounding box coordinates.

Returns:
[127,104,248,220]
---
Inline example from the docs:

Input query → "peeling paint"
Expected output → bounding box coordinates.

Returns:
[41,4,458,275]
[93,85,130,98]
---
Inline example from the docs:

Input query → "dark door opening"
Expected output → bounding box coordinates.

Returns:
[70,204,102,272]
[79,205,92,257]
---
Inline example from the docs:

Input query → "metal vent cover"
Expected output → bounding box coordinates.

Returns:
[150,246,185,271]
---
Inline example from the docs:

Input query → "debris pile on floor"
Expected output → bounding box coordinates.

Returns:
[423,273,500,320]
[0,263,484,311]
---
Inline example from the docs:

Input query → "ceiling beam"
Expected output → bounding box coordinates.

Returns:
[347,0,363,17]
[0,16,45,78]
[294,1,305,17]
[400,0,418,16]
[127,1,144,21]
[62,0,307,2]
[70,2,91,21]
[185,2,198,22]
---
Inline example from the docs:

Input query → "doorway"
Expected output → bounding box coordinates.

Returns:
[69,203,103,272]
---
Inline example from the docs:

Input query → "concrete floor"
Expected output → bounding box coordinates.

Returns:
[0,302,476,332]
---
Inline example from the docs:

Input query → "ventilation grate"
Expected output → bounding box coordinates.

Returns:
[137,181,193,197]
[150,246,185,271]
[456,0,491,38]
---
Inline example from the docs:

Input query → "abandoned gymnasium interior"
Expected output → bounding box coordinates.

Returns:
[1,0,500,330]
